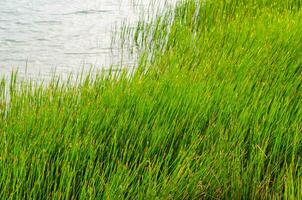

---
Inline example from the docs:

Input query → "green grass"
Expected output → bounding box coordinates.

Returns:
[0,0,302,199]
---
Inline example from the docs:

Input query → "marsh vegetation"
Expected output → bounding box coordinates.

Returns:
[0,0,302,199]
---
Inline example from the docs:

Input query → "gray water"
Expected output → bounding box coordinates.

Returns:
[0,0,176,80]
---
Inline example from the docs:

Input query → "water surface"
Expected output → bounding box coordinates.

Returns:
[0,0,177,80]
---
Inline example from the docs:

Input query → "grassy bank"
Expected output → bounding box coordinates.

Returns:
[1,0,302,199]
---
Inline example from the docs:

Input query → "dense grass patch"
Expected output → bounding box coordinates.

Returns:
[0,0,302,199]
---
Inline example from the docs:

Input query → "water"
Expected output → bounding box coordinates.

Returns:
[0,0,177,80]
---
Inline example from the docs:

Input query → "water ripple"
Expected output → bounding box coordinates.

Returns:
[63,9,111,15]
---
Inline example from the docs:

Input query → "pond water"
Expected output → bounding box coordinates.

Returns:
[0,0,177,80]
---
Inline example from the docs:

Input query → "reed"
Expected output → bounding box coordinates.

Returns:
[0,0,301,199]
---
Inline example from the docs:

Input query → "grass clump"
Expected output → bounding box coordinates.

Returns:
[1,0,302,199]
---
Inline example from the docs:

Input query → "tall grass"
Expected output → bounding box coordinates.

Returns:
[0,0,302,199]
